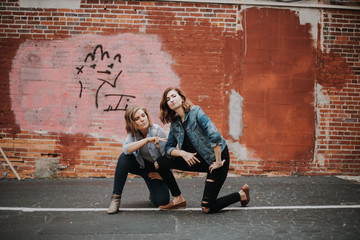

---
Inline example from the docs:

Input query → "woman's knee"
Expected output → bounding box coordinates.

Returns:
[154,161,159,170]
[116,153,134,169]
[154,156,169,170]
[201,195,215,213]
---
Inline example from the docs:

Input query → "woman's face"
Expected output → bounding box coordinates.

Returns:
[133,109,149,131]
[166,89,183,110]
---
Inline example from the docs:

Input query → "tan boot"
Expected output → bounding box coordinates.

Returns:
[107,194,121,214]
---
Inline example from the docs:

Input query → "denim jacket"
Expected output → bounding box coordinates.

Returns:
[123,124,167,168]
[165,105,227,165]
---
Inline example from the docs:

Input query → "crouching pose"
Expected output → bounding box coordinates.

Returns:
[155,87,250,213]
[107,106,170,214]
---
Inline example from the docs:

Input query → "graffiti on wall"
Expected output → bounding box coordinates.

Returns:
[76,44,135,112]
[9,34,180,138]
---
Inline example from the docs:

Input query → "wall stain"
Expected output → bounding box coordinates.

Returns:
[317,50,353,89]
[56,133,92,166]
[0,38,23,136]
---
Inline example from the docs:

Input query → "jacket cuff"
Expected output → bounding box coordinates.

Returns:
[166,147,176,156]
[210,142,222,148]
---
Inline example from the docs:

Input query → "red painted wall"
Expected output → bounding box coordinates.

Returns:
[0,1,359,178]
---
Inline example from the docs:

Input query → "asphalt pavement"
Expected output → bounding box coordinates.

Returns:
[0,176,360,240]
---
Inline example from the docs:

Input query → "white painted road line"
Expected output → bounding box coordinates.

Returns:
[1,205,360,212]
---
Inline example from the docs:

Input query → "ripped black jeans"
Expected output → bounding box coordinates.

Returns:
[155,146,240,213]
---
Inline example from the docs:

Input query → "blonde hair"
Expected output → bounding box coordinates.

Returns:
[125,106,153,137]
[159,87,193,124]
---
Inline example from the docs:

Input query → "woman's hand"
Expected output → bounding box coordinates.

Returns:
[148,172,163,180]
[209,160,225,173]
[181,151,200,166]
[147,137,167,148]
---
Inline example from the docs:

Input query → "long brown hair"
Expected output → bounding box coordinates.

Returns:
[125,106,153,136]
[159,87,193,124]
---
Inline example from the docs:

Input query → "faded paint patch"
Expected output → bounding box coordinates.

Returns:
[315,83,330,155]
[56,133,92,166]
[316,153,325,168]
[10,34,180,140]
[316,83,330,106]
[228,89,243,140]
[317,50,353,89]
[227,140,257,161]
[223,35,243,138]
[19,0,80,9]
[296,8,320,45]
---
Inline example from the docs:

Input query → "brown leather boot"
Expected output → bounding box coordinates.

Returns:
[107,194,121,214]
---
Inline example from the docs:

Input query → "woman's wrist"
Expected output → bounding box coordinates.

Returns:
[180,150,187,158]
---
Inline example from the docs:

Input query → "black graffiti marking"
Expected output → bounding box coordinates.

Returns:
[97,70,111,74]
[98,70,122,88]
[114,54,121,63]
[103,94,135,112]
[79,81,83,98]
[85,44,110,62]
[76,44,131,112]
[76,66,84,75]
[95,70,122,108]
[95,81,106,109]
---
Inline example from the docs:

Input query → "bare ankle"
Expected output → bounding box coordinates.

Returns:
[239,190,247,201]
[173,195,185,203]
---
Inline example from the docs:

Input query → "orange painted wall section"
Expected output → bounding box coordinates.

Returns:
[239,8,316,172]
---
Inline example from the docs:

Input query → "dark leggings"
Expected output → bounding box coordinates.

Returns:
[112,153,170,207]
[156,146,240,213]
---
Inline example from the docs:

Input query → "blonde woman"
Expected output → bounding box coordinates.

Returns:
[107,106,170,214]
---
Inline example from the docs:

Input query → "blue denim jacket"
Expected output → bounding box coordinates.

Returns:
[165,105,227,165]
[123,124,167,168]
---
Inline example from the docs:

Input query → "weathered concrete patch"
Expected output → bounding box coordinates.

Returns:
[228,89,243,140]
[34,157,61,179]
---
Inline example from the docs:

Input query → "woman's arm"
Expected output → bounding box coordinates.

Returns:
[127,137,167,153]
[209,145,225,173]
[126,138,150,153]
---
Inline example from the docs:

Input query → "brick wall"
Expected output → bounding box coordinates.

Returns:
[0,0,359,179]
[314,9,360,175]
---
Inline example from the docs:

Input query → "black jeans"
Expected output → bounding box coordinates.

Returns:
[156,146,240,213]
[112,153,170,207]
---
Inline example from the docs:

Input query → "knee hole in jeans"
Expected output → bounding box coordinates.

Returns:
[201,200,210,213]
[202,207,210,213]
[206,178,214,183]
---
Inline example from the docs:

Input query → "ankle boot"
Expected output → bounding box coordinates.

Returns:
[107,194,121,214]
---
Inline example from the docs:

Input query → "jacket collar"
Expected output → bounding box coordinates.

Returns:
[175,110,190,125]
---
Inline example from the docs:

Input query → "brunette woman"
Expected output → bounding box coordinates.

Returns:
[107,106,170,214]
[155,87,250,213]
